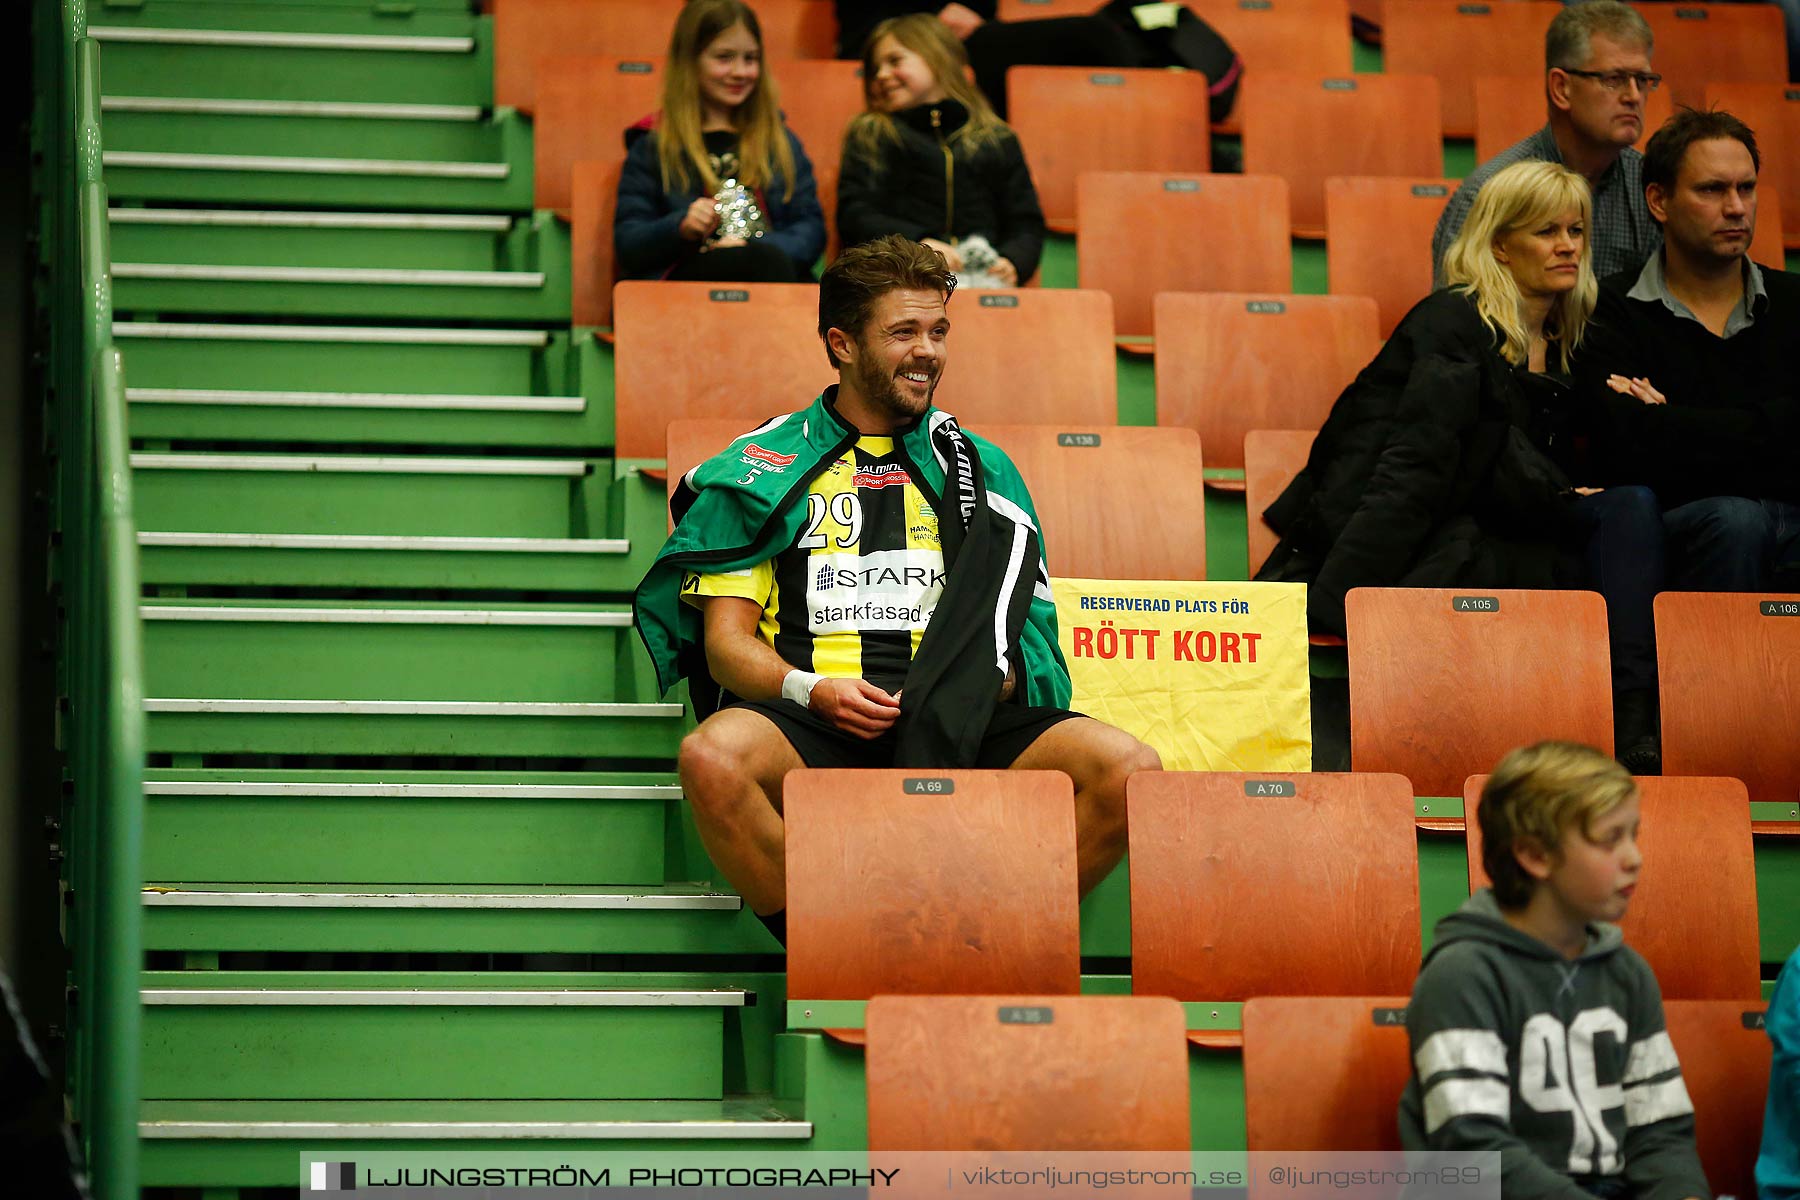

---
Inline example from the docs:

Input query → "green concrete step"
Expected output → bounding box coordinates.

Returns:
[104,97,498,162]
[138,600,682,757]
[132,450,608,541]
[142,696,686,759]
[134,453,663,592]
[117,322,606,448]
[89,18,494,107]
[140,884,783,955]
[141,600,654,703]
[110,207,568,320]
[143,770,679,887]
[141,974,748,1102]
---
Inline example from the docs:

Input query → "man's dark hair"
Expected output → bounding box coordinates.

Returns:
[817,235,956,369]
[1643,107,1761,197]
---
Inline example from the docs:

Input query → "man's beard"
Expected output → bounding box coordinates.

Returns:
[850,339,937,420]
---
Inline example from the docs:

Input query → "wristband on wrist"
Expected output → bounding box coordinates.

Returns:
[781,669,824,709]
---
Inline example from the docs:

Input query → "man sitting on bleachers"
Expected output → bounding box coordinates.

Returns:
[1575,108,1800,593]
[1432,1,1660,283]
[634,234,1159,940]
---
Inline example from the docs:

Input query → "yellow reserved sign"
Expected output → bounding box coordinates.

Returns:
[1051,579,1312,772]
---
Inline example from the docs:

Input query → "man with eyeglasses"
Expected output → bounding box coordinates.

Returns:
[1432,1,1660,284]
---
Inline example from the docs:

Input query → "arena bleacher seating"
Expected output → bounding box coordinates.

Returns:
[39,2,1800,1194]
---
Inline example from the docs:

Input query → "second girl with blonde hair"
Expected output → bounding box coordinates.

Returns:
[837,14,1044,288]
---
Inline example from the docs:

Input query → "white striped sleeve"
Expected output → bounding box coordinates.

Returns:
[1415,1029,1511,1136]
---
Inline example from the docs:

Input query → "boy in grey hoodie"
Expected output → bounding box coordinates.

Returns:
[1399,742,1711,1200]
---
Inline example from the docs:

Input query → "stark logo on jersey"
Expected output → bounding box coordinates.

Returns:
[806,549,945,632]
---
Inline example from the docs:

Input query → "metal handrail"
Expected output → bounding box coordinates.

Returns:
[61,25,145,1200]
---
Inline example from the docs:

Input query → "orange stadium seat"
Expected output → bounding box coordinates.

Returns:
[786,769,1081,1035]
[1344,587,1614,798]
[1324,176,1454,337]
[1382,0,1559,139]
[1705,82,1800,251]
[1641,3,1787,110]
[997,0,1100,16]
[1152,292,1377,484]
[1243,429,1317,577]
[619,283,1124,459]
[534,55,663,213]
[1663,1000,1775,1200]
[865,994,1191,1150]
[1241,72,1444,237]
[1007,66,1212,233]
[614,282,830,460]
[1076,172,1291,341]
[1752,182,1787,268]
[1474,74,1670,164]
[763,57,865,256]
[1128,771,1421,1046]
[970,425,1208,580]
[1189,0,1352,133]
[1464,774,1762,1000]
[1242,996,1413,1153]
[664,419,749,513]
[570,159,623,328]
[1657,591,1800,817]
[495,0,835,112]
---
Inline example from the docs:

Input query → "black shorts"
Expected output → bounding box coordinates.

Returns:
[728,698,1082,770]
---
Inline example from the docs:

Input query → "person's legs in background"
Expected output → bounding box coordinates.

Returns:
[1567,486,1666,772]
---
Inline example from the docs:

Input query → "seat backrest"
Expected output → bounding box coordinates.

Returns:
[1153,292,1377,472]
[767,57,864,200]
[1382,0,1560,138]
[1641,3,1787,109]
[1704,82,1800,253]
[933,289,1118,423]
[1007,67,1212,232]
[1657,591,1800,806]
[970,425,1207,580]
[1241,72,1443,236]
[865,994,1191,1150]
[614,281,831,460]
[1464,774,1761,1000]
[496,0,834,112]
[1345,588,1614,797]
[1076,172,1291,338]
[1188,0,1352,81]
[786,769,1082,1000]
[570,157,623,328]
[665,418,760,512]
[1474,74,1669,165]
[1128,772,1421,1002]
[1752,182,1786,267]
[1324,176,1454,337]
[1241,995,1413,1152]
[534,55,663,213]
[1243,428,1316,575]
[1663,999,1774,1200]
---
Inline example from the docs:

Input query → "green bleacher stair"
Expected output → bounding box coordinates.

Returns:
[133,450,662,591]
[110,208,569,321]
[117,320,612,447]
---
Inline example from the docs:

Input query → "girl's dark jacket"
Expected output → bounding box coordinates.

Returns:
[1254,289,1587,636]
[836,98,1045,283]
[613,122,826,279]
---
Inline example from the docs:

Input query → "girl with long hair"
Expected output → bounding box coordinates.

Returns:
[614,0,824,282]
[837,14,1044,288]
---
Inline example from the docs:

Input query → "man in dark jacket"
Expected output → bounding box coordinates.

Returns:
[1576,108,1800,592]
